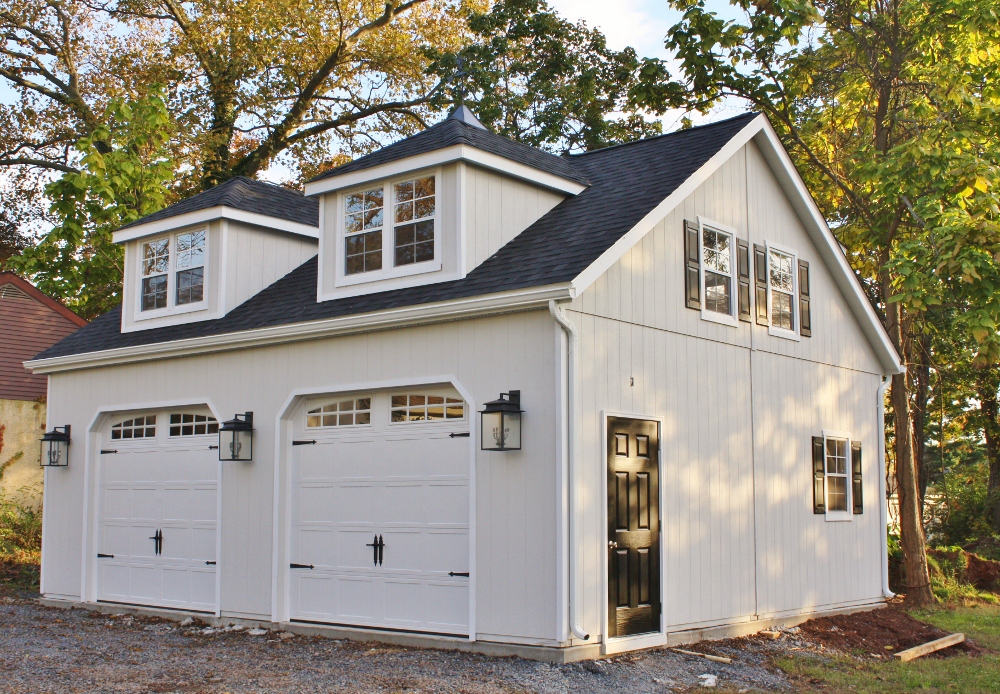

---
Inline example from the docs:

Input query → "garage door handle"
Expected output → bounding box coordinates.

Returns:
[290,563,314,569]
[292,440,317,446]
[449,432,470,438]
[100,449,118,454]
[448,572,469,577]
[205,561,216,566]
[97,553,114,558]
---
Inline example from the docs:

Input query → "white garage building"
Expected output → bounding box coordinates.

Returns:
[28,109,902,660]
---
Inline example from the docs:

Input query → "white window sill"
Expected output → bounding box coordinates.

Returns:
[825,512,853,522]
[136,300,208,321]
[700,309,739,328]
[336,259,442,288]
[768,325,801,341]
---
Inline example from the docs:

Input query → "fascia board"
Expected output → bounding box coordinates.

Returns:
[25,283,574,374]
[112,207,319,243]
[569,114,904,376]
[304,145,587,197]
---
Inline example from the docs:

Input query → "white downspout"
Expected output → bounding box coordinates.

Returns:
[549,300,590,642]
[877,375,895,598]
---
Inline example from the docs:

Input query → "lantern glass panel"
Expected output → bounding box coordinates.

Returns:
[40,439,69,466]
[481,411,503,450]
[503,412,521,450]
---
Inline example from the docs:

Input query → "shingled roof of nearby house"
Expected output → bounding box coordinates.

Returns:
[34,112,759,360]
[309,105,591,187]
[118,176,319,230]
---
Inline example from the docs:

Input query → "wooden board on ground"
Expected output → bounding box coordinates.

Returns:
[893,633,965,662]
[672,648,733,664]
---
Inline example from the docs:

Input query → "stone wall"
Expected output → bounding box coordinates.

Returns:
[0,398,45,506]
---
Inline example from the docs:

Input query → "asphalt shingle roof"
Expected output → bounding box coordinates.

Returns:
[119,176,319,230]
[309,110,591,187]
[36,112,757,360]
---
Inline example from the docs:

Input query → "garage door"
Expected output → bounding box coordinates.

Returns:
[96,410,219,612]
[289,389,471,635]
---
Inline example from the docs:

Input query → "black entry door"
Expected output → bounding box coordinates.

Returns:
[607,417,661,638]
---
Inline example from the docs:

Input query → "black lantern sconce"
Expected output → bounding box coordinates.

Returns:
[480,391,522,452]
[219,412,254,461]
[39,425,71,467]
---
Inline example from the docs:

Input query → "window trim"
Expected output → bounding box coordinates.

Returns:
[697,216,740,328]
[135,226,209,320]
[822,429,853,522]
[335,168,442,288]
[764,240,801,341]
[389,393,467,426]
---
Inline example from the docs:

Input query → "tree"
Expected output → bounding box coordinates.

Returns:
[6,90,174,318]
[637,0,1000,605]
[426,0,662,153]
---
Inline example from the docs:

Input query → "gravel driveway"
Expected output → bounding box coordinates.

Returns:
[0,595,794,693]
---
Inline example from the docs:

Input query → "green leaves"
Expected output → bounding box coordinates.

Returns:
[6,89,175,319]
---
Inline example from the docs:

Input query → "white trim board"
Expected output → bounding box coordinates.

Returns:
[569,115,903,376]
[113,207,319,243]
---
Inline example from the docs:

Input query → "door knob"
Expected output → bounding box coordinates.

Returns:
[609,540,618,549]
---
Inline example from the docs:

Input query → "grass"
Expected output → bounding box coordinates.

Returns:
[777,604,1000,693]
[0,491,42,594]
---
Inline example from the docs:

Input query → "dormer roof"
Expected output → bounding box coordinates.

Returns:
[114,176,319,242]
[306,107,590,193]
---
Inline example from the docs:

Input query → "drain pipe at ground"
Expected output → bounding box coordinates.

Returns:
[877,375,895,599]
[549,300,590,643]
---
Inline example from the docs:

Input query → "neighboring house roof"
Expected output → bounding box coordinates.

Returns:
[308,107,590,188]
[29,112,903,375]
[0,273,86,400]
[118,176,319,231]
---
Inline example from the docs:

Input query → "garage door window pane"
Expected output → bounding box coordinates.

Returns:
[307,398,372,428]
[391,394,464,422]
[111,415,157,439]
[169,413,219,436]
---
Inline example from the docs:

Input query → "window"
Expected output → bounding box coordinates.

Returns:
[393,176,435,266]
[687,218,746,326]
[769,247,795,331]
[344,188,384,275]
[175,230,205,305]
[825,437,849,512]
[391,394,464,422]
[306,398,372,428]
[141,239,169,310]
[139,229,208,313]
[702,226,733,316]
[111,415,156,440]
[169,413,219,436]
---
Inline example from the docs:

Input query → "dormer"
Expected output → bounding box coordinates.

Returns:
[113,177,319,333]
[304,107,590,301]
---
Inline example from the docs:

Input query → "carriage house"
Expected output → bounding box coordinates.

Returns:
[27,108,903,661]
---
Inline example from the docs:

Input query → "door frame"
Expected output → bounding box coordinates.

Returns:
[80,398,225,616]
[600,410,666,655]
[271,375,477,640]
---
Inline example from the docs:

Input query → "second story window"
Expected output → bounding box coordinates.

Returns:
[702,226,733,316]
[176,230,205,305]
[344,187,384,275]
[393,176,435,266]
[141,239,170,310]
[768,248,795,331]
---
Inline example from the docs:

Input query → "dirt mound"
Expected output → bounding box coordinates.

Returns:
[797,606,981,658]
[965,552,1000,591]
[929,547,1000,592]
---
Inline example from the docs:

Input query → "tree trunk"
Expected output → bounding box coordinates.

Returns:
[885,302,935,606]
[976,365,1000,533]
[913,334,931,511]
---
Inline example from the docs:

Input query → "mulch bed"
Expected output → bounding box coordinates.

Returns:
[797,605,982,658]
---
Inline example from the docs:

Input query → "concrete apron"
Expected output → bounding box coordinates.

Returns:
[38,597,885,664]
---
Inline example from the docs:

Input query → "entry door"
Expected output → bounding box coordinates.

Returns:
[289,398,470,635]
[97,442,217,612]
[607,417,661,638]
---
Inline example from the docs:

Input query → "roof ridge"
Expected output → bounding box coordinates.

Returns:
[570,112,759,158]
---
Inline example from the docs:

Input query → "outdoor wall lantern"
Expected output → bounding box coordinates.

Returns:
[480,391,522,452]
[39,425,71,467]
[219,412,253,461]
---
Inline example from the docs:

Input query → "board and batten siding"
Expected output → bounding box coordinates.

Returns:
[570,139,886,637]
[42,310,563,643]
[222,221,317,311]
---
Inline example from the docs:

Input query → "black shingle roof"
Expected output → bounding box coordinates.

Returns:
[309,109,591,187]
[35,113,758,360]
[120,176,319,230]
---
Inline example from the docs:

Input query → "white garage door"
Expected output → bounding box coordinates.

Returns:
[96,410,219,612]
[289,389,471,635]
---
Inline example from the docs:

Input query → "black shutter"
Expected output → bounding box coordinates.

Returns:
[799,260,812,337]
[812,436,826,514]
[737,239,751,322]
[684,220,700,310]
[754,244,769,325]
[852,441,863,514]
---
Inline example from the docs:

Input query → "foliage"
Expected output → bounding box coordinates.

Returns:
[0,490,42,593]
[926,547,1000,604]
[5,90,174,319]
[426,0,662,153]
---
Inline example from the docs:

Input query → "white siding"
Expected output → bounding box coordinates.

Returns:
[463,164,566,271]
[222,221,317,311]
[42,310,562,643]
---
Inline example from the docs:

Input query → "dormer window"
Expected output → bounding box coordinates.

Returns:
[139,228,207,313]
[340,173,438,279]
